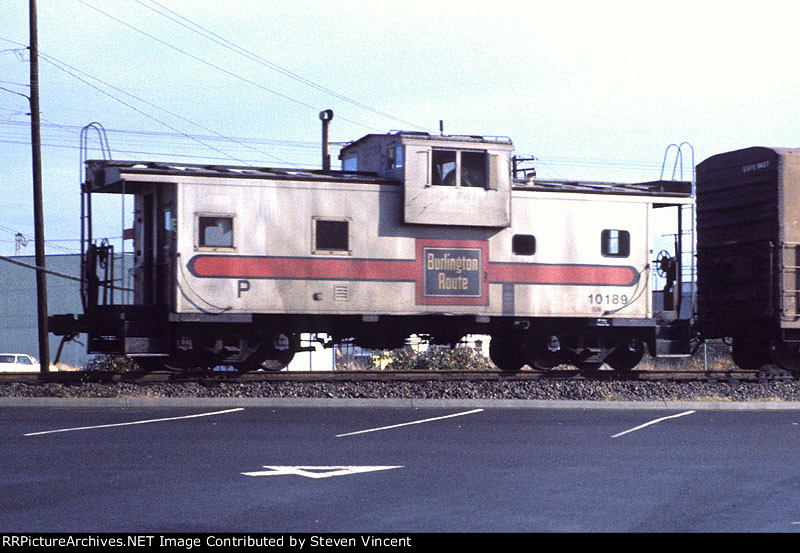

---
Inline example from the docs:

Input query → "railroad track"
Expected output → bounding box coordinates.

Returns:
[0,367,794,385]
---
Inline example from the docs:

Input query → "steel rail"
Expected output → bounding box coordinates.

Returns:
[0,368,793,386]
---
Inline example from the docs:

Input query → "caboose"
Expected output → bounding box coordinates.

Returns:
[50,120,694,371]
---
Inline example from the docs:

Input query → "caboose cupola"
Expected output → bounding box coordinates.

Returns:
[340,132,514,228]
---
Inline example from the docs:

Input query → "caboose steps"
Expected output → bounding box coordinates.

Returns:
[654,320,691,357]
[80,306,169,356]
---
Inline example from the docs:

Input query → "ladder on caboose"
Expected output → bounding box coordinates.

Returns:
[654,143,696,358]
[660,142,696,322]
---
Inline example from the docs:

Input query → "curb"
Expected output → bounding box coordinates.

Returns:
[2,397,800,409]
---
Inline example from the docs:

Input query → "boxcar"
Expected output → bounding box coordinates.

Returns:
[696,146,800,371]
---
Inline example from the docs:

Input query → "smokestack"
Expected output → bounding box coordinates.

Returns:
[319,109,334,171]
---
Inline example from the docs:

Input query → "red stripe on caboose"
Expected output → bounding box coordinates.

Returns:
[188,255,638,287]
[487,263,638,286]
[189,255,417,281]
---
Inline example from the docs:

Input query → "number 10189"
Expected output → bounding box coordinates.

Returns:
[588,294,628,306]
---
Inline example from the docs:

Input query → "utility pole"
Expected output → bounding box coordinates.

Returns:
[29,0,50,372]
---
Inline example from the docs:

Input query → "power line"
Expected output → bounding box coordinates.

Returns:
[0,254,132,292]
[0,47,28,61]
[0,85,29,102]
[0,131,666,177]
[0,224,80,254]
[0,80,29,88]
[132,0,429,132]
[1,118,665,174]
[0,118,342,168]
[0,34,671,178]
[0,134,328,162]
[43,57,258,165]
[0,139,325,168]
[0,120,664,179]
[0,119,324,150]
[0,35,297,166]
[76,0,384,133]
[0,254,81,282]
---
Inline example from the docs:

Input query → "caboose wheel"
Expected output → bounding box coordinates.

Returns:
[771,339,800,373]
[530,353,561,371]
[236,333,298,372]
[525,334,564,371]
[132,357,166,371]
[573,360,604,370]
[605,339,644,371]
[256,354,294,371]
[490,334,524,372]
[238,350,295,372]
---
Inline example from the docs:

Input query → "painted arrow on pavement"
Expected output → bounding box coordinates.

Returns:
[242,466,404,479]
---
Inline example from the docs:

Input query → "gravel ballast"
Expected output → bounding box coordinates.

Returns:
[2,378,800,403]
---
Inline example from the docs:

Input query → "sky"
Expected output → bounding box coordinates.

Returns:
[1,0,799,258]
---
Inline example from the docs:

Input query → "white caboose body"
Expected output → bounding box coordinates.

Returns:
[54,129,693,371]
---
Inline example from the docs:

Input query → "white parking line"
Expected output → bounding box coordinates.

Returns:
[336,408,484,438]
[611,410,696,438]
[24,408,245,436]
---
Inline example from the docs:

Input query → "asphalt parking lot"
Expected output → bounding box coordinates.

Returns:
[2,401,800,533]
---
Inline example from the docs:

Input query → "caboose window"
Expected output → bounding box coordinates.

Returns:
[601,229,630,258]
[431,149,488,187]
[197,215,234,249]
[388,145,404,170]
[512,234,536,256]
[342,156,358,172]
[314,218,350,254]
[460,151,487,188]
[432,149,457,185]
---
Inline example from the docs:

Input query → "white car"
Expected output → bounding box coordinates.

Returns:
[0,353,41,372]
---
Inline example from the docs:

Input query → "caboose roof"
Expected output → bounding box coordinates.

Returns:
[340,131,514,156]
[513,178,693,199]
[84,159,398,193]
